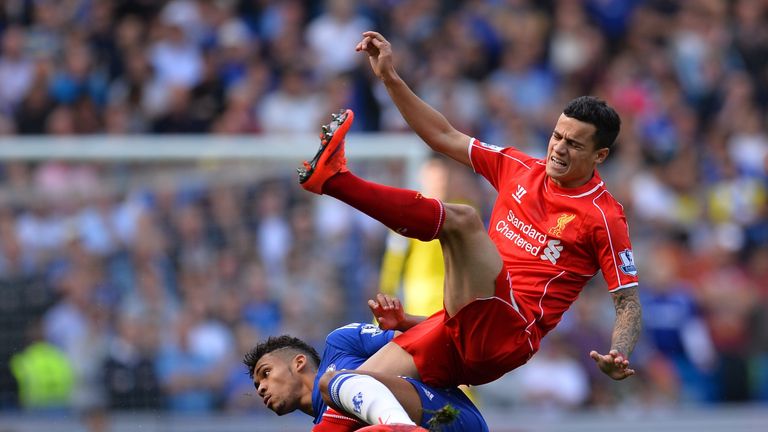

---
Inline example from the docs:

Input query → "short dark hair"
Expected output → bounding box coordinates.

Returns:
[562,96,621,151]
[243,335,321,379]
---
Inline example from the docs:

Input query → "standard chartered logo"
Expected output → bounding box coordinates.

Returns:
[495,209,547,257]
[540,239,564,264]
[494,209,567,264]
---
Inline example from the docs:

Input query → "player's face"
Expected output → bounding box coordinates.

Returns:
[546,114,609,188]
[253,353,304,415]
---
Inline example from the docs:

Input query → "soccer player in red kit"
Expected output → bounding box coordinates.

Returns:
[299,31,642,426]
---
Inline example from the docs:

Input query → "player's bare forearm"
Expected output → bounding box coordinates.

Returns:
[610,287,642,357]
[357,31,470,165]
[382,75,471,165]
[590,287,640,380]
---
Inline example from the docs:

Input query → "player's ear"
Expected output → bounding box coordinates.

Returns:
[293,354,307,373]
[594,147,609,164]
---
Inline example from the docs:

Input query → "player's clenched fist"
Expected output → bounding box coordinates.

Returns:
[356,31,395,81]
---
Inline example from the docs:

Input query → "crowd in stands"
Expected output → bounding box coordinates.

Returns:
[0,0,767,418]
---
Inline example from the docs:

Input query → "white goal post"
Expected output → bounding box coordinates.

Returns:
[0,133,431,187]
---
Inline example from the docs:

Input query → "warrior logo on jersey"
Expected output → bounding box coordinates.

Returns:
[479,141,504,152]
[618,249,637,276]
[548,213,576,237]
[512,184,527,204]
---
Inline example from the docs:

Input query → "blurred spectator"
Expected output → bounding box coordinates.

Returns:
[417,49,484,133]
[49,38,108,107]
[240,261,281,337]
[0,25,35,116]
[220,321,262,413]
[252,181,292,282]
[152,86,208,133]
[748,245,768,401]
[10,320,74,410]
[476,335,590,412]
[156,296,233,412]
[119,264,179,328]
[306,0,372,78]
[150,8,203,90]
[695,243,759,402]
[14,71,54,135]
[76,188,130,257]
[104,314,162,410]
[487,8,555,122]
[256,66,324,133]
[641,238,716,402]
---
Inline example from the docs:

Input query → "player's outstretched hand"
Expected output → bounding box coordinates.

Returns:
[355,31,395,81]
[589,350,635,380]
[368,293,405,331]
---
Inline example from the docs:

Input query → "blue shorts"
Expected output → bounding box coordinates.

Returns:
[403,377,489,432]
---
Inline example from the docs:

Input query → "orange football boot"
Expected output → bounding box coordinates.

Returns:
[298,109,354,194]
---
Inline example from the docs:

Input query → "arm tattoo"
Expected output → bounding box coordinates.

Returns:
[610,287,642,357]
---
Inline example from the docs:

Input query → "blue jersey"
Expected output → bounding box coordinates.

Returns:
[311,323,394,423]
[311,323,488,432]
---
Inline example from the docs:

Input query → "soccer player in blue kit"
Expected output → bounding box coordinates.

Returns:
[244,296,488,431]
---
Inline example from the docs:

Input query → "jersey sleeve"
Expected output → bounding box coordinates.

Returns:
[325,323,395,358]
[591,197,639,291]
[468,138,537,191]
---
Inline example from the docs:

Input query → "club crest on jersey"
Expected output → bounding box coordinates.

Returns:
[352,392,364,414]
[479,141,504,152]
[618,249,637,276]
[548,213,576,237]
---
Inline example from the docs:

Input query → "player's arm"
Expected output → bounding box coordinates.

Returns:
[369,293,426,332]
[590,286,642,380]
[356,31,472,166]
[609,286,642,358]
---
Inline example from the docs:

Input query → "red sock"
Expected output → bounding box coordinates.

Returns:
[323,171,445,241]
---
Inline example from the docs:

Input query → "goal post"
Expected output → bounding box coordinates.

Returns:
[0,133,431,186]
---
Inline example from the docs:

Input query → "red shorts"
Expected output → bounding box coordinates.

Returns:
[393,270,540,387]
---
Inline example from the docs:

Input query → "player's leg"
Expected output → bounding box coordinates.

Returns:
[353,207,506,385]
[356,338,420,378]
[299,110,446,242]
[319,370,488,432]
[438,203,502,316]
[318,370,422,426]
[300,110,502,315]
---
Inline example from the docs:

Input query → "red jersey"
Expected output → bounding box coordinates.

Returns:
[469,138,639,337]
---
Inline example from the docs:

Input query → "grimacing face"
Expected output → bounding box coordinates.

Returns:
[253,352,305,415]
[545,114,609,188]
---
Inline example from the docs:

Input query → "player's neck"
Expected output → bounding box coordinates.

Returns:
[300,372,316,416]
[548,170,597,189]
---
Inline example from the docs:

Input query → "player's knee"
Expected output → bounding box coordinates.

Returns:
[318,370,342,405]
[443,204,483,234]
